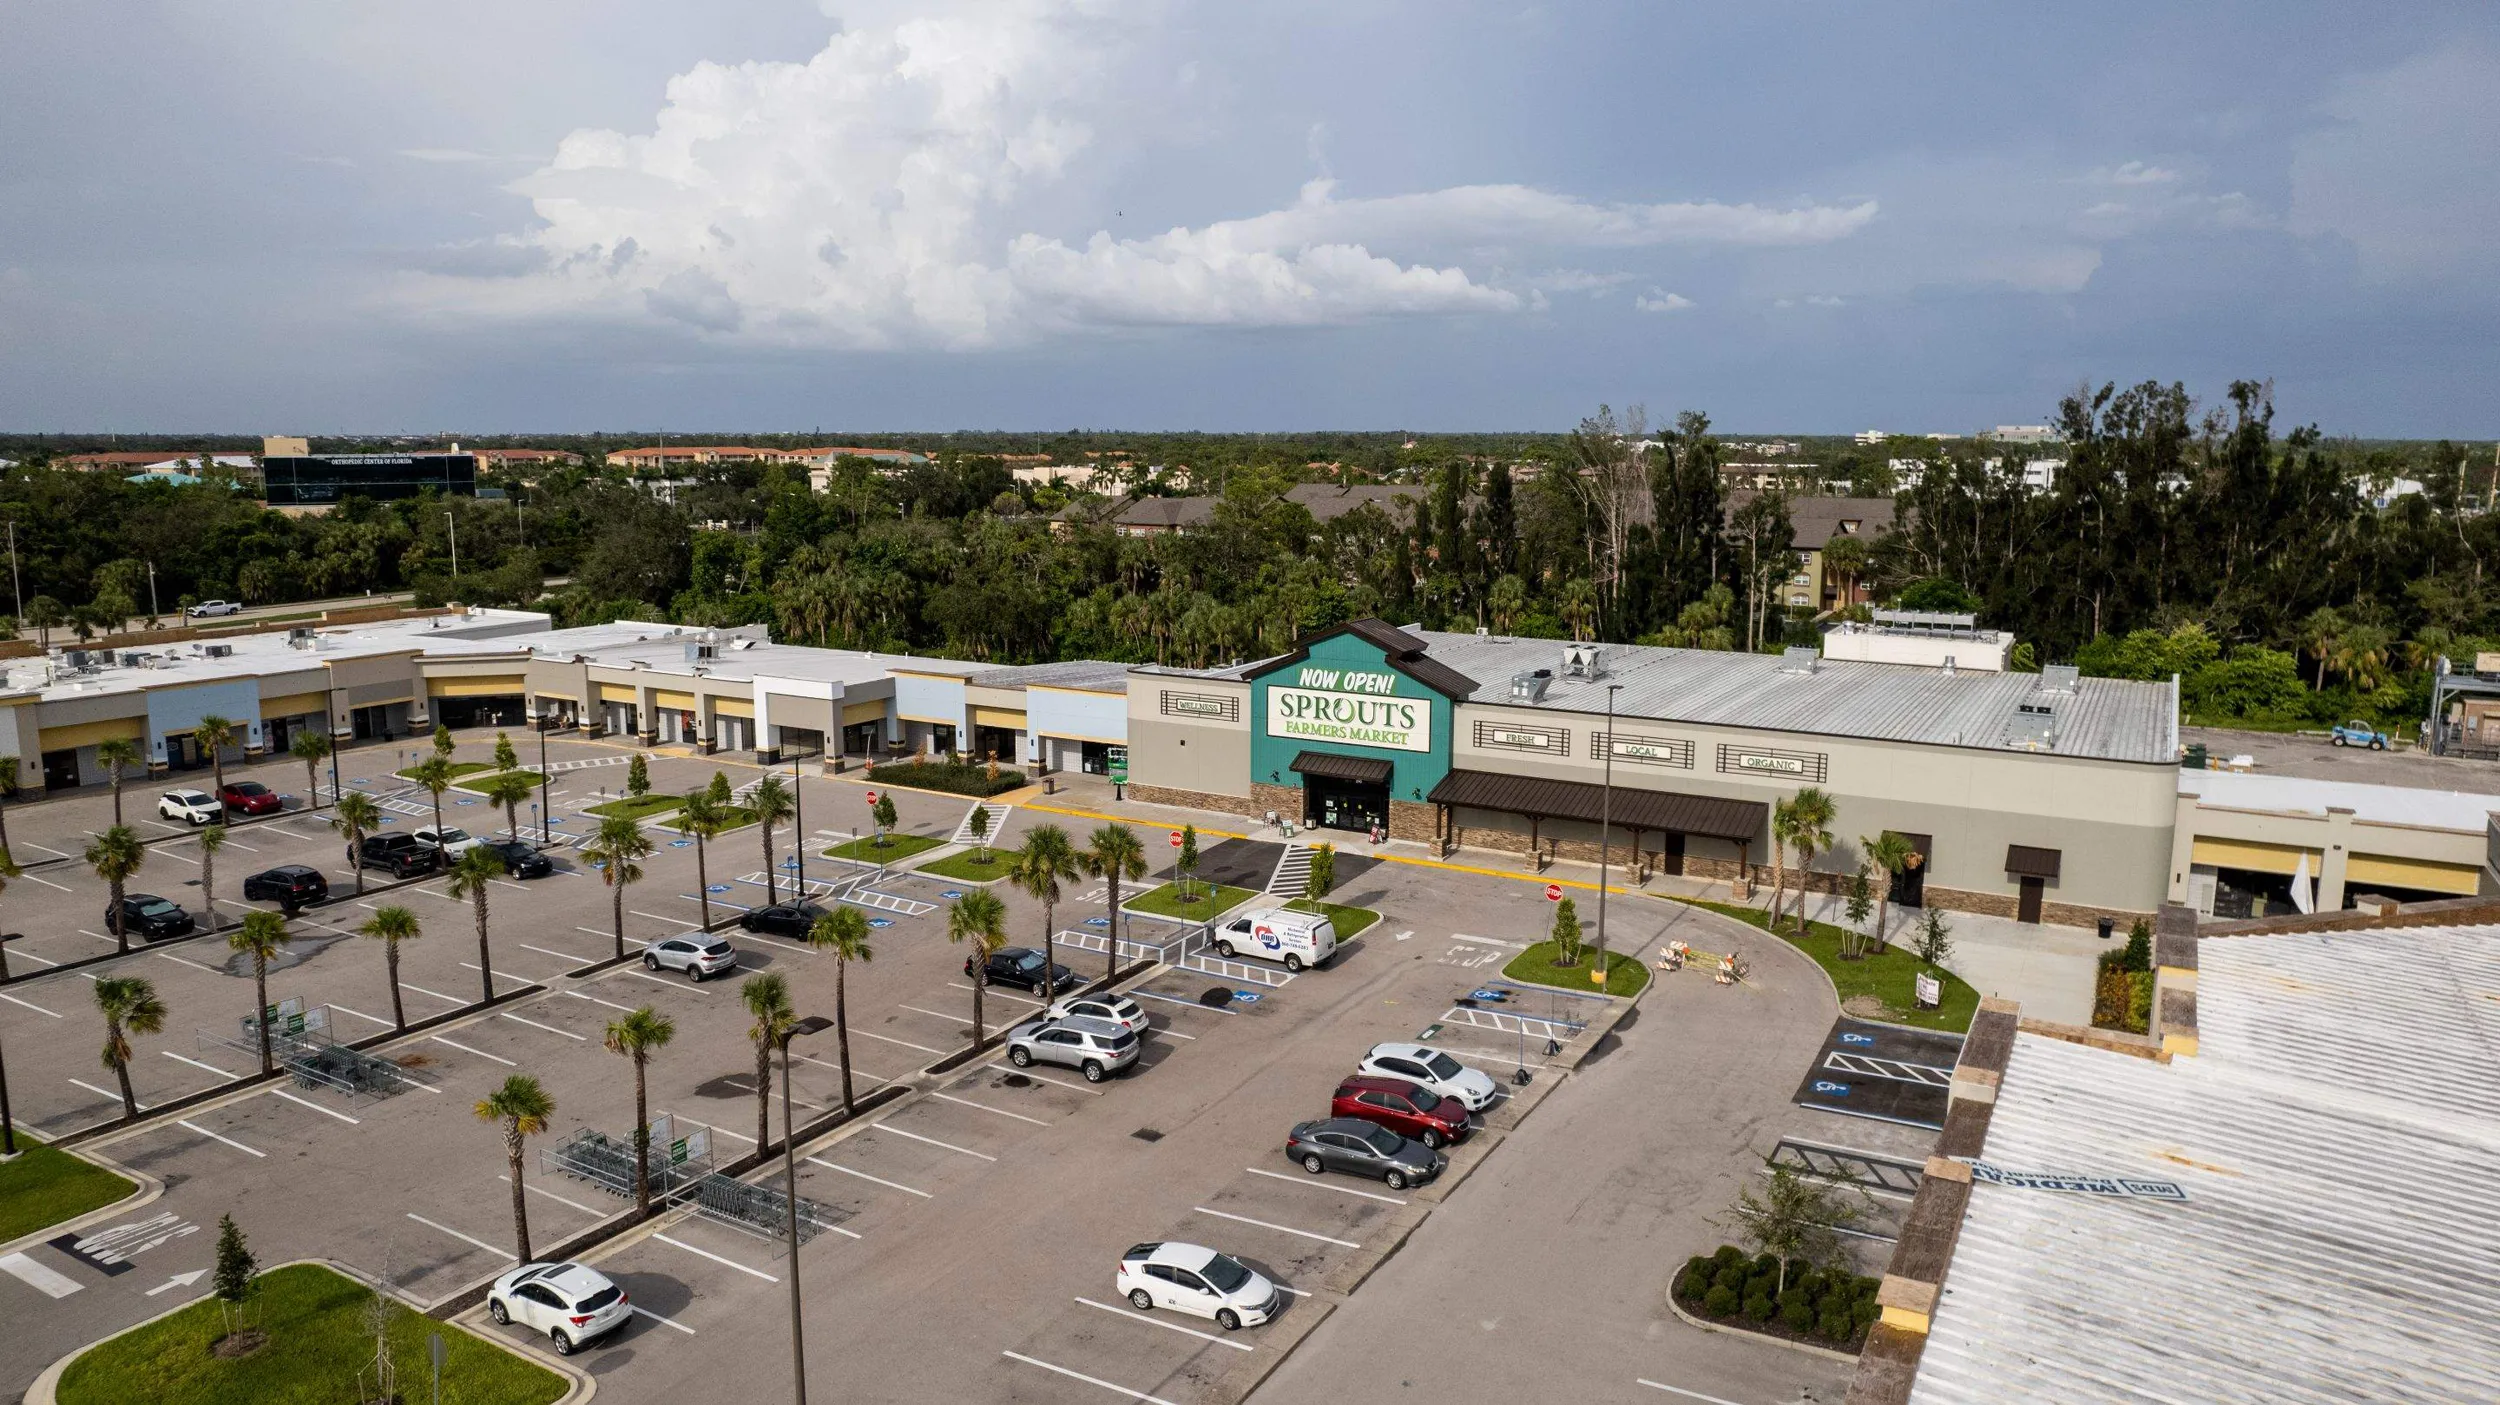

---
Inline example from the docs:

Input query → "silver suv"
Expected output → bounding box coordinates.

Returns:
[1005,1014,1141,1083]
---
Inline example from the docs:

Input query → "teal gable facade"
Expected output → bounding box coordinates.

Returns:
[1247,631,1455,807]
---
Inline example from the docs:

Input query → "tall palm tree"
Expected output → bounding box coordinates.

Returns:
[0,755,19,853]
[94,976,166,1118]
[197,824,227,930]
[749,776,795,907]
[1861,831,1919,958]
[474,1074,556,1260]
[330,791,382,896]
[193,715,239,797]
[481,769,535,841]
[947,889,1008,1044]
[582,816,654,961]
[358,905,421,1030]
[96,738,143,827]
[446,846,505,1002]
[1011,824,1080,997]
[85,826,145,953]
[229,911,290,1076]
[678,790,726,929]
[810,907,872,1115]
[1079,823,1146,984]
[410,756,455,869]
[0,845,19,982]
[1784,787,1838,932]
[1767,796,1800,932]
[603,1006,677,1215]
[289,728,333,805]
[740,973,796,1150]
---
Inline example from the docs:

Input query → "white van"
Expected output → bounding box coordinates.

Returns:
[1212,907,1338,972]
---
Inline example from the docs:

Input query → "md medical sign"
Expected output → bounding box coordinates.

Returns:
[1266,667,1433,753]
[1965,1160,2187,1203]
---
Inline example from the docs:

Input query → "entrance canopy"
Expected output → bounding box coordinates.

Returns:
[1427,768,1765,841]
[1290,750,1393,785]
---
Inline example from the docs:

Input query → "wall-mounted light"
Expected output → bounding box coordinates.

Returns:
[1269,771,1280,782]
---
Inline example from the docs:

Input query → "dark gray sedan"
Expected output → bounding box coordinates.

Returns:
[1284,1116,1445,1191]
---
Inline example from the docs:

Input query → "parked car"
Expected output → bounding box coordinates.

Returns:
[1042,991,1150,1036]
[216,780,282,817]
[107,893,194,941]
[412,825,483,860]
[1212,906,1339,972]
[1356,1041,1501,1113]
[158,789,222,825]
[2330,720,2390,750]
[966,945,1081,994]
[739,900,830,939]
[479,839,553,878]
[185,599,242,618]
[1332,1074,1471,1148]
[1004,1015,1140,1082]
[1285,1116,1444,1191]
[1116,1242,1280,1330]
[487,1261,630,1356]
[241,864,329,911]
[357,832,434,878]
[645,934,738,981]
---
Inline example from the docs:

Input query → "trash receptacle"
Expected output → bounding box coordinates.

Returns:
[2181,743,2208,770]
[2097,916,2115,941]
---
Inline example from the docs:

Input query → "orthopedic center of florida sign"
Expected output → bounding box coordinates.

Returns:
[1265,667,1433,753]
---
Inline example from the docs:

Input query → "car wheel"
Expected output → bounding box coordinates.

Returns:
[489,1299,510,1325]
[2371,740,2386,751]
[1284,954,1304,973]
[1420,1128,1443,1149]
[1216,1309,1241,1332]
[1008,1046,1033,1067]
[550,1329,575,1356]
[1385,1170,1409,1191]
[688,965,706,983]
[1215,940,1235,958]
[1081,1060,1106,1083]
[1301,1153,1325,1175]
[643,954,660,970]
[1128,1289,1154,1311]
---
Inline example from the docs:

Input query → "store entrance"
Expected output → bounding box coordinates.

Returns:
[1304,775,1388,834]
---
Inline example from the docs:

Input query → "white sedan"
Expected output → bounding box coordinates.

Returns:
[487,1261,630,1355]
[157,789,222,825]
[412,825,483,859]
[1357,1041,1501,1113]
[1116,1241,1281,1330]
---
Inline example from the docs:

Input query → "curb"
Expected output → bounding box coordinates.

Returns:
[1664,1293,1864,1365]
[0,1140,163,1258]
[1656,896,1976,1037]
[3,864,447,989]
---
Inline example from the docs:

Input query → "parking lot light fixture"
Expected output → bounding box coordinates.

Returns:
[780,1014,836,1405]
[1594,683,1620,984]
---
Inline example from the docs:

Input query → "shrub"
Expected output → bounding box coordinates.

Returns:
[1675,1265,1710,1302]
[1712,1245,1747,1268]
[1743,1292,1776,1323]
[1780,1298,1816,1332]
[1713,1265,1748,1296]
[1746,1272,1778,1302]
[2121,918,2153,973]
[1752,1252,1780,1279]
[1792,1269,1826,1301]
[1819,1310,1856,1343]
[2092,967,2147,1032]
[2129,971,2154,1031]
[1852,1300,1882,1330]
[864,759,1027,798]
[1704,1284,1740,1317]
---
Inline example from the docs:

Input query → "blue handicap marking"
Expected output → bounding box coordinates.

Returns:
[941,889,964,900]
[868,917,894,929]
[1233,990,1261,1004]
[782,857,800,869]
[706,884,731,895]
[1839,1032,1875,1045]
[1084,917,1111,928]
[1469,988,1508,1002]
[587,859,607,870]
[547,817,566,827]
[350,778,369,786]
[1813,1080,1852,1097]
[669,839,693,848]
[455,798,477,806]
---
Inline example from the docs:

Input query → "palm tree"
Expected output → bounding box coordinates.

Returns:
[474,1074,556,1260]
[1784,787,1838,932]
[810,908,872,1114]
[1861,831,1919,957]
[289,728,333,805]
[947,889,1008,1044]
[95,976,166,1118]
[1768,796,1800,932]
[1011,824,1081,998]
[410,756,455,868]
[446,846,505,1002]
[229,911,290,1076]
[193,715,239,798]
[1079,823,1146,984]
[740,973,796,1149]
[481,770,535,840]
[96,738,143,827]
[749,776,795,907]
[358,905,421,1030]
[0,845,19,982]
[0,755,19,853]
[2298,607,2347,690]
[603,1006,677,1215]
[86,826,145,953]
[678,790,726,929]
[198,824,227,930]
[582,816,654,961]
[330,791,382,896]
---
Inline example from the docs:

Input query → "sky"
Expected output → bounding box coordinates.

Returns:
[4,1,2497,436]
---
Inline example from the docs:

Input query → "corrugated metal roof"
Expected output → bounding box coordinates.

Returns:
[966,659,1134,692]
[1913,923,2500,1404]
[1290,750,1393,784]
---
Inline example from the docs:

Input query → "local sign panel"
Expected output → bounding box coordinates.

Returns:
[1266,684,1433,753]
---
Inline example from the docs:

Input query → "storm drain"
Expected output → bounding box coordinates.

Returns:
[1131,1128,1165,1143]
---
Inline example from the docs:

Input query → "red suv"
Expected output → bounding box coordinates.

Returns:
[1331,1075,1471,1149]
[218,781,282,816]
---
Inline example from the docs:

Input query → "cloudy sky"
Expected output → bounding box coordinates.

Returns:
[5,1,2496,434]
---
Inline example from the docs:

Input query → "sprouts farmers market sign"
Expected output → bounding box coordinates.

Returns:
[1266,667,1434,753]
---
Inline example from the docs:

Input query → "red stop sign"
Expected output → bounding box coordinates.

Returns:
[1169,830,1184,848]
[1545,883,1563,902]
[864,790,878,805]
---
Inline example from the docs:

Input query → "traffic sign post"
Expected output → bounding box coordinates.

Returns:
[1169,830,1183,848]
[1544,883,1563,902]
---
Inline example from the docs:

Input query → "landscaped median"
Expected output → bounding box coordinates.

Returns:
[824,832,946,865]
[0,1141,139,1242]
[1670,897,1978,1033]
[1279,897,1381,940]
[1124,880,1258,922]
[916,844,1021,882]
[584,792,683,823]
[1500,939,1652,997]
[863,758,1027,798]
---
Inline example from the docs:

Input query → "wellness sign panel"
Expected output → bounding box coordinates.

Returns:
[1265,681,1434,753]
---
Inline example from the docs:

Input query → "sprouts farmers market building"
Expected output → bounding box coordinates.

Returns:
[1125,619,2181,925]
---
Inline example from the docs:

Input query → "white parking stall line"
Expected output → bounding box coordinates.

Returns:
[399,981,466,1004]
[631,910,684,925]
[1192,1206,1360,1249]
[805,1156,930,1199]
[158,951,221,974]
[894,1004,967,1025]
[162,1051,240,1080]
[67,1077,130,1105]
[432,1035,518,1066]
[930,1091,1050,1126]
[179,1119,266,1157]
[1073,1295,1255,1351]
[871,1123,997,1162]
[1242,1166,1406,1205]
[945,981,1042,1009]
[634,1305,697,1335]
[984,1063,1101,1096]
[154,849,201,865]
[143,820,187,834]
[853,1029,943,1056]
[221,839,262,852]
[492,879,530,892]
[330,1003,392,1027]
[16,841,71,859]
[500,1012,587,1042]
[9,949,58,968]
[406,1213,514,1260]
[1636,1382,1747,1405]
[77,929,120,944]
[22,873,72,892]
[498,1175,607,1217]
[1143,1021,1197,1040]
[564,990,640,1014]
[1001,1352,1182,1405]
[653,1233,779,1282]
[622,969,716,993]
[521,943,594,964]
[458,961,556,988]
[269,1087,360,1124]
[1129,989,1237,1016]
[0,991,62,1018]
[574,927,651,948]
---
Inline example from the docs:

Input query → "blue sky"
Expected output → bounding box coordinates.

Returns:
[4,1,2495,435]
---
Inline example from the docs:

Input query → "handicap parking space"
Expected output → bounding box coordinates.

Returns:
[1791,1016,1964,1128]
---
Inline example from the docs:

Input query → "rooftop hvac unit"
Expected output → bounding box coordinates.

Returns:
[287,627,317,649]
[1510,668,1553,703]
[62,650,90,669]
[1561,644,1605,679]
[116,651,146,668]
[729,637,756,650]
[203,643,233,659]
[685,642,717,662]
[1780,646,1820,674]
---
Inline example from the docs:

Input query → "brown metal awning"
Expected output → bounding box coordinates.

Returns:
[1291,750,1393,785]
[1427,768,1765,841]
[2005,844,2062,879]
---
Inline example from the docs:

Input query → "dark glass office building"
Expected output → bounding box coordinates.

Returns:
[260,453,477,505]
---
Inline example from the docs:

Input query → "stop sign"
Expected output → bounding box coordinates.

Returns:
[1169,830,1184,848]
[1545,883,1563,902]
[864,790,878,805]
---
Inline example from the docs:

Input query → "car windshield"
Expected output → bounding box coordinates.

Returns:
[138,899,178,916]
[1423,1052,1466,1080]
[437,829,471,843]
[1407,1086,1443,1112]
[1361,1126,1405,1155]
[1013,952,1044,970]
[1201,1255,1253,1294]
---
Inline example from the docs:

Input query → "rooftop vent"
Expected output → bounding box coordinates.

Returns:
[62,650,90,670]
[116,651,146,668]
[2004,698,2057,751]
[1510,668,1554,703]
[287,627,318,649]
[1941,656,1956,678]
[1780,646,1819,675]
[1561,643,1605,680]
[203,643,233,659]
[729,637,756,650]
[2039,664,2080,694]
[685,641,717,663]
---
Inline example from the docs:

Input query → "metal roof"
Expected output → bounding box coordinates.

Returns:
[1913,922,2500,1404]
[966,659,1134,693]
[1290,750,1394,784]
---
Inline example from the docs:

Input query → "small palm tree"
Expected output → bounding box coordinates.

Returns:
[289,729,332,805]
[1079,823,1146,984]
[229,911,290,1076]
[810,907,872,1114]
[196,823,228,929]
[330,791,382,896]
[582,816,653,961]
[357,904,422,1030]
[95,975,167,1118]
[741,973,797,1149]
[1012,824,1081,996]
[1785,787,1838,932]
[1769,796,1800,931]
[474,1074,555,1260]
[410,756,455,868]
[480,769,534,841]
[678,790,726,929]
[603,1006,677,1215]
[194,715,239,797]
[96,738,144,827]
[948,889,1008,1044]
[1861,831,1919,957]
[749,776,795,907]
[445,846,505,1002]
[85,825,145,953]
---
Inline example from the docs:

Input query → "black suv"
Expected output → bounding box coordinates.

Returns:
[480,839,553,879]
[242,864,329,912]
[358,833,434,878]
[739,900,830,939]
[966,946,1081,994]
[107,894,195,941]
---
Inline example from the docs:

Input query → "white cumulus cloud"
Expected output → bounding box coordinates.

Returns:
[1635,288,1693,313]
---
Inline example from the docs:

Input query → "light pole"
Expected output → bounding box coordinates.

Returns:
[1595,683,1620,983]
[780,1015,835,1405]
[328,730,342,809]
[6,519,20,627]
[146,562,158,622]
[445,511,459,580]
[537,721,552,844]
[790,748,806,898]
[1,1028,17,1155]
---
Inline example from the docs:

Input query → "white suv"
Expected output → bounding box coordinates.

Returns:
[412,825,483,859]
[1005,1015,1140,1082]
[1357,1041,1501,1113]
[488,1261,630,1355]
[1042,991,1149,1036]
[1117,1241,1280,1330]
[158,789,222,825]
[645,935,738,982]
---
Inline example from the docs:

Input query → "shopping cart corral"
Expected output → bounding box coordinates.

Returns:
[197,999,433,1104]
[542,1115,718,1204]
